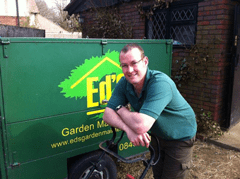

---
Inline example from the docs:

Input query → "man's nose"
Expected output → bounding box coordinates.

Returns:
[127,65,134,72]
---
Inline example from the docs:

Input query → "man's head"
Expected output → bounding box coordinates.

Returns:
[119,43,148,87]
[120,43,145,58]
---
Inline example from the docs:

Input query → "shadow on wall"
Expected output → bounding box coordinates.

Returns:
[0,25,45,37]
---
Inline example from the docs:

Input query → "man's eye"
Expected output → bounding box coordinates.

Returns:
[122,65,127,68]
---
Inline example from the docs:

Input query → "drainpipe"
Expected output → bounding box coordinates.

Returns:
[15,0,20,26]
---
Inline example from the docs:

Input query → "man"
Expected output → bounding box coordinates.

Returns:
[103,43,197,179]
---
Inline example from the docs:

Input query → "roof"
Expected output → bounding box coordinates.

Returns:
[36,14,68,34]
[36,14,82,38]
[64,0,131,15]
[29,0,39,14]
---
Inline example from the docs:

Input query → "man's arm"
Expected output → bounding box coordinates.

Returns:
[103,107,151,147]
[116,106,156,134]
[103,107,129,132]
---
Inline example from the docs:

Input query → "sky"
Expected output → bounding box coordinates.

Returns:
[44,0,70,9]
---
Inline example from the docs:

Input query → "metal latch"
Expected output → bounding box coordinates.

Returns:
[1,39,10,45]
[166,41,173,54]
[1,38,10,58]
[101,39,108,55]
[101,39,107,45]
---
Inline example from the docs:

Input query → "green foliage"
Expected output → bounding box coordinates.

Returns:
[20,17,36,28]
[35,0,81,32]
[35,0,58,22]
[174,38,222,86]
[173,38,224,136]
[136,0,173,20]
[61,14,82,32]
[84,0,174,38]
[84,6,133,38]
[197,110,224,138]
[55,2,82,32]
[20,17,31,28]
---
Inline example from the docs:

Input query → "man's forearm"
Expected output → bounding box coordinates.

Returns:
[103,107,131,132]
[116,107,155,134]
[103,107,151,148]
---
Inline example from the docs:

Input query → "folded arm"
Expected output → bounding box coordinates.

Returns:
[103,107,155,147]
[115,106,155,134]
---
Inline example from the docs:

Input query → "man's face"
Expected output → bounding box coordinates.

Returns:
[119,48,148,86]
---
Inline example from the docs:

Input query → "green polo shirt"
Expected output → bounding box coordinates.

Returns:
[107,69,197,141]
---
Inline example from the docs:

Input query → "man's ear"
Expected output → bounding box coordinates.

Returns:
[144,56,149,66]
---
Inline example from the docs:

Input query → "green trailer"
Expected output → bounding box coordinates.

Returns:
[0,38,172,179]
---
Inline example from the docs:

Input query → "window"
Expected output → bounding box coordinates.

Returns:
[146,2,198,45]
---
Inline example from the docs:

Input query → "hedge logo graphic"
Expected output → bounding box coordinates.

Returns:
[58,50,124,116]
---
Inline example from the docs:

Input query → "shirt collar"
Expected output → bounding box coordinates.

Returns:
[142,68,151,92]
[126,68,151,97]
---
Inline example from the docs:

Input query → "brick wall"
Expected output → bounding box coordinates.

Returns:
[81,1,153,38]
[117,0,236,124]
[118,1,151,39]
[80,11,93,37]
[80,0,237,125]
[0,16,27,26]
[171,0,236,124]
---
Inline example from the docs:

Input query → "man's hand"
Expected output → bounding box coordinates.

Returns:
[126,130,151,148]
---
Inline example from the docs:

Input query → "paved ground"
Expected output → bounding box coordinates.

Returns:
[208,122,240,152]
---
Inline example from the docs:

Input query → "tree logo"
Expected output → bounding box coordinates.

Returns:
[58,50,123,116]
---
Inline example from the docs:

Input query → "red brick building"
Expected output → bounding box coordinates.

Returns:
[65,0,240,128]
[0,0,39,26]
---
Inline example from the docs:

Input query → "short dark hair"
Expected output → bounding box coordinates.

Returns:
[120,43,145,58]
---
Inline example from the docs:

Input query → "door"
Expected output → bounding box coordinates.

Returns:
[229,4,240,127]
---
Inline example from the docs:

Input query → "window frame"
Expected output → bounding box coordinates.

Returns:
[145,0,200,47]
